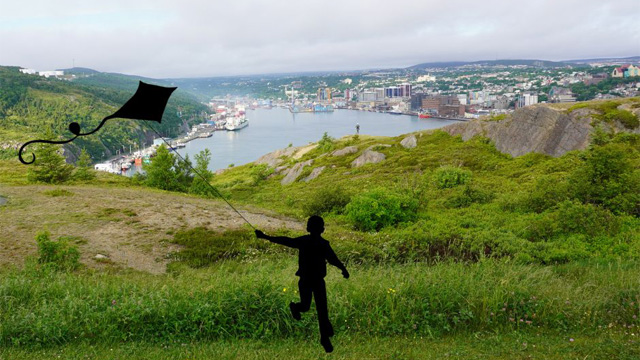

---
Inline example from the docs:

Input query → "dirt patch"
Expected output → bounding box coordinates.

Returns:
[0,196,6,206]
[0,184,302,274]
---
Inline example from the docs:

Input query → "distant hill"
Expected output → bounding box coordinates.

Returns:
[0,66,207,162]
[563,56,640,64]
[408,59,568,69]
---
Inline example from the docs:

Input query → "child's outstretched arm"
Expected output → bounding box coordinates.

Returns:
[326,244,349,279]
[255,230,299,248]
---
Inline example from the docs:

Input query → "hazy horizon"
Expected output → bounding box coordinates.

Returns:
[2,0,639,78]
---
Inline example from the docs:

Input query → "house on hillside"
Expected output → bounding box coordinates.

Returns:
[612,64,640,78]
[549,87,576,103]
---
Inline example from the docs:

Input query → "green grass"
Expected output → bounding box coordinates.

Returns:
[1,260,639,347]
[1,332,638,360]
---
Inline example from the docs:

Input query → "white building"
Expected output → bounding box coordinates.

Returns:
[19,68,37,75]
[38,70,64,78]
[518,93,539,108]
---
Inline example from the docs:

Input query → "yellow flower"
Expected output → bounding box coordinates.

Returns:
[283,287,287,292]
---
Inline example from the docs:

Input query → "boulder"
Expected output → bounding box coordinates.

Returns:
[351,150,386,167]
[400,135,417,148]
[302,166,326,182]
[94,254,109,260]
[281,160,313,185]
[255,146,299,168]
[331,146,358,156]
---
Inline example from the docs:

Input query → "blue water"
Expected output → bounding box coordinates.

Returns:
[167,108,456,171]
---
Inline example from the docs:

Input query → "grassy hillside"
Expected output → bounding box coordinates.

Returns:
[1,99,639,357]
[0,66,208,162]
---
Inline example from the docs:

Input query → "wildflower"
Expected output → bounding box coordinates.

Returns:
[526,320,532,325]
[509,318,515,322]
[569,338,574,342]
[283,287,287,292]
[490,312,495,316]
[633,315,637,319]
[111,300,117,306]
[502,307,506,311]
[520,319,524,322]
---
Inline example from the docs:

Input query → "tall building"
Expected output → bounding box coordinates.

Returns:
[517,93,538,108]
[399,83,412,97]
[317,87,331,101]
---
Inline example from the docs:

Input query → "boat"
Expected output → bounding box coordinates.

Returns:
[225,116,249,131]
[388,109,403,115]
[419,113,432,119]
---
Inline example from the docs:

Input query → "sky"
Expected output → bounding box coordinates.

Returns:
[1,0,639,78]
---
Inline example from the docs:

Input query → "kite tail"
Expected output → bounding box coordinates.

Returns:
[18,136,78,165]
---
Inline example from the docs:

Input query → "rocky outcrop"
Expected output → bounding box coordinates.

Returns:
[255,146,299,168]
[400,135,417,149]
[281,160,313,185]
[331,146,358,156]
[442,106,595,157]
[352,150,386,167]
[302,166,326,182]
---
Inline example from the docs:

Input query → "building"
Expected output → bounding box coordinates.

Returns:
[375,88,385,101]
[583,73,608,86]
[399,83,412,97]
[360,91,377,102]
[517,93,538,108]
[317,87,332,101]
[420,95,464,117]
[549,87,576,103]
[410,93,428,111]
[19,68,37,75]
[38,70,64,78]
[612,64,640,78]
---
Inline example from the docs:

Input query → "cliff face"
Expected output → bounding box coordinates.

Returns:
[442,104,639,157]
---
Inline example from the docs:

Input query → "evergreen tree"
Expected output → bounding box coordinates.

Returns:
[189,149,215,197]
[74,148,96,181]
[144,144,180,191]
[26,130,73,184]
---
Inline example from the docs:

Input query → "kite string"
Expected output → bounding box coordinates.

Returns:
[141,122,256,230]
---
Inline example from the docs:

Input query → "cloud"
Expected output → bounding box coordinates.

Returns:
[1,0,638,77]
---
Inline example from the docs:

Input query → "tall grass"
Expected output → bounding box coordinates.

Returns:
[1,259,638,347]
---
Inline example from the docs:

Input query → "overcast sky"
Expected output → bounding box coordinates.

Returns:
[1,0,639,78]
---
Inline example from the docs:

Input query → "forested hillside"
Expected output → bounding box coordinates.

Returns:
[0,66,208,162]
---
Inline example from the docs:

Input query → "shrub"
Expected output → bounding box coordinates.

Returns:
[569,143,640,215]
[604,109,639,129]
[35,231,80,272]
[73,148,96,181]
[445,184,494,208]
[302,185,351,216]
[317,132,335,153]
[345,189,419,231]
[26,142,73,184]
[432,166,472,189]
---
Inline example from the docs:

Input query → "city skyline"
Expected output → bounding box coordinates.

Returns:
[1,0,639,78]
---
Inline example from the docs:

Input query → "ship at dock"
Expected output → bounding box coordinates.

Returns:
[225,115,249,131]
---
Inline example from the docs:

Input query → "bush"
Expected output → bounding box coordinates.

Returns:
[345,189,419,231]
[302,185,351,216]
[317,132,335,153]
[604,109,639,129]
[26,142,73,184]
[73,148,96,181]
[569,143,640,215]
[432,166,472,189]
[445,184,494,208]
[35,231,80,271]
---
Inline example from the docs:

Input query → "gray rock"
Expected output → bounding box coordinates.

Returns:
[302,166,326,182]
[281,160,313,185]
[0,196,6,206]
[255,146,299,168]
[400,135,417,148]
[442,106,597,157]
[94,254,109,260]
[351,150,386,167]
[331,146,358,156]
[274,166,289,174]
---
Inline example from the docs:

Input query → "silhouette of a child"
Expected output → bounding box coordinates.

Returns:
[255,215,349,353]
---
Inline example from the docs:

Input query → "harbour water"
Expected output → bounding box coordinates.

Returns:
[132,108,459,173]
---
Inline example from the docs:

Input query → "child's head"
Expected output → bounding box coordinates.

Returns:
[306,215,325,235]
